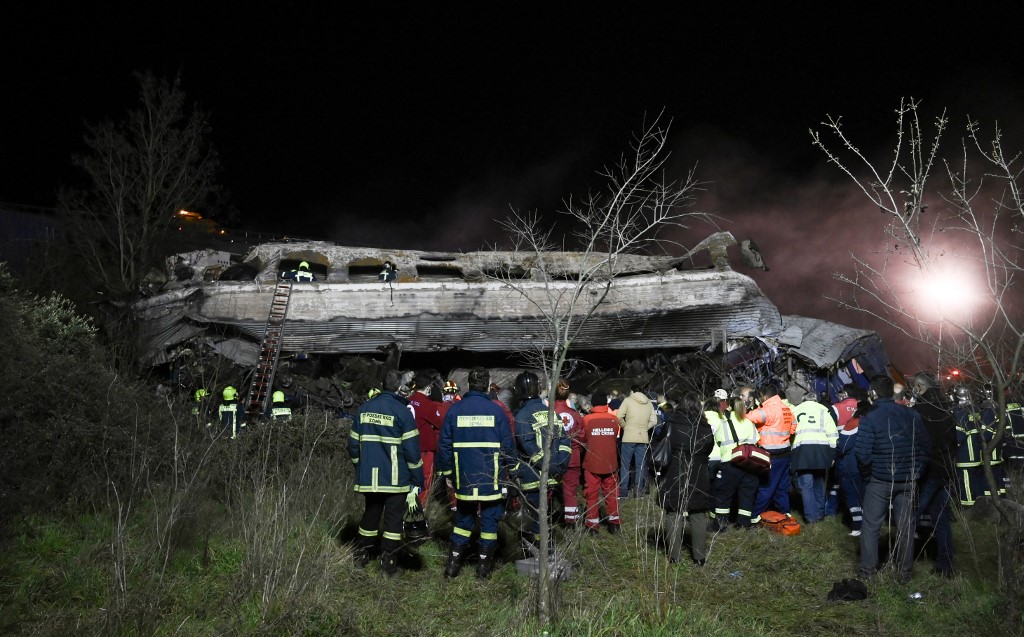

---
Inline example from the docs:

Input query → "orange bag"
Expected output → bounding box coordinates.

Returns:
[759,510,801,536]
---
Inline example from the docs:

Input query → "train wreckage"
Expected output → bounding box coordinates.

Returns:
[133,231,889,409]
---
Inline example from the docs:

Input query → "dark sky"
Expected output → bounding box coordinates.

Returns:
[3,7,1022,372]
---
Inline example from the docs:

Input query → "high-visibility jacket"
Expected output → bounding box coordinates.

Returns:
[219,400,246,438]
[436,390,515,501]
[979,402,1006,466]
[714,412,760,462]
[348,391,424,493]
[703,410,726,463]
[514,397,572,491]
[746,395,796,452]
[270,405,292,421]
[790,399,839,471]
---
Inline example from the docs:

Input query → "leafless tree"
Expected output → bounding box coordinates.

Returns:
[811,97,1024,591]
[496,114,709,624]
[59,71,220,298]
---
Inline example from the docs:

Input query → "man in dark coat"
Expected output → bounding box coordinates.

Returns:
[655,393,715,565]
[855,375,930,583]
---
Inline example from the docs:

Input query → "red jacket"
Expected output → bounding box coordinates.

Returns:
[555,399,585,468]
[409,391,442,452]
[582,406,621,474]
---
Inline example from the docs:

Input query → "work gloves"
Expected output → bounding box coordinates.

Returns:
[407,487,421,513]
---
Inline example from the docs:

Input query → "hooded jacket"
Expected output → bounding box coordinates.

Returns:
[618,391,657,444]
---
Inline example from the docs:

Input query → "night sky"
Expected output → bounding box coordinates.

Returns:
[3,7,1022,372]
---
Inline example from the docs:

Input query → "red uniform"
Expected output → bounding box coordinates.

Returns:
[555,399,585,524]
[409,390,443,507]
[581,405,622,529]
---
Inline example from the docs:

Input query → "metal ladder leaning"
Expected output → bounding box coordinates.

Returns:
[246,279,293,417]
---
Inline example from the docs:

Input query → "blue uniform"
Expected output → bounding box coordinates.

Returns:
[348,391,424,493]
[513,397,572,491]
[219,400,246,438]
[437,390,515,550]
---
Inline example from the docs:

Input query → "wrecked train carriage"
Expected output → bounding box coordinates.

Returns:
[134,232,783,364]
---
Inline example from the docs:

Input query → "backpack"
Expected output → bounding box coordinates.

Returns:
[759,510,801,536]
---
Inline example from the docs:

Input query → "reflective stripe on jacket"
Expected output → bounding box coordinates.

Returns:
[714,413,759,462]
[436,390,515,501]
[514,397,572,491]
[791,400,839,471]
[348,392,424,493]
[746,395,795,451]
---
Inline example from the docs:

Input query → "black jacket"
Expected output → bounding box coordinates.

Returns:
[655,412,714,513]
[914,391,958,484]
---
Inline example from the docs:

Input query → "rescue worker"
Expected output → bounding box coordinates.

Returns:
[1006,395,1024,471]
[790,391,839,524]
[711,396,762,530]
[978,384,1009,500]
[436,367,515,579]
[409,372,443,508]
[513,371,571,550]
[953,385,986,507]
[744,385,796,519]
[192,387,210,425]
[348,369,424,576]
[702,390,729,523]
[439,379,462,511]
[832,385,867,535]
[269,390,292,421]
[581,391,622,535]
[281,260,314,282]
[554,379,585,526]
[219,386,246,439]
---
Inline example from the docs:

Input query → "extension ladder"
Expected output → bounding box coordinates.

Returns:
[246,279,293,416]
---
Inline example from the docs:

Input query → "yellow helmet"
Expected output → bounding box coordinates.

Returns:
[194,388,208,401]
[299,261,310,270]
[367,387,381,399]
[443,380,459,395]
[272,390,285,403]
[223,386,237,401]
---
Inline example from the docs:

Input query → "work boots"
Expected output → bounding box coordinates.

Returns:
[443,545,465,579]
[379,552,402,577]
[353,546,371,569]
[476,545,498,579]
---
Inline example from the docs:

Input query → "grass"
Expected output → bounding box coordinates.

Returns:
[2,485,1016,637]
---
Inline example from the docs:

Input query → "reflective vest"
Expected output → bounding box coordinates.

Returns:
[219,401,245,439]
[703,410,726,463]
[271,406,292,421]
[791,400,839,471]
[714,413,759,461]
[436,390,515,501]
[746,395,796,451]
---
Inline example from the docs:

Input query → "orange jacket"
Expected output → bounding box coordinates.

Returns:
[746,395,796,451]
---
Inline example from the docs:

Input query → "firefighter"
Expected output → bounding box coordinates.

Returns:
[436,367,515,579]
[348,369,424,576]
[269,390,292,421]
[512,371,572,551]
[219,386,246,439]
[192,388,210,425]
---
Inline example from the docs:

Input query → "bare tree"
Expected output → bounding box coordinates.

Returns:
[59,71,220,298]
[811,98,1024,591]
[496,114,708,624]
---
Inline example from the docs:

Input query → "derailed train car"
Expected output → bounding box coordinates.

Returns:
[133,231,887,406]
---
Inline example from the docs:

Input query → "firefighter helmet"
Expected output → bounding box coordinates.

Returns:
[442,380,459,395]
[368,387,381,399]
[194,388,208,401]
[299,261,310,270]
[222,386,237,401]
[953,385,972,406]
[272,390,285,404]
[514,371,540,399]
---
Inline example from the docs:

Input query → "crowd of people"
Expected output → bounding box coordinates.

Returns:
[198,365,1022,582]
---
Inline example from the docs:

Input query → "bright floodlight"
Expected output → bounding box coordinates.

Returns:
[919,269,980,314]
